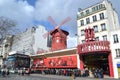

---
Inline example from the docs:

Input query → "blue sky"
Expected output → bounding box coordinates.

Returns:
[27,0,120,35]
[0,0,119,35]
[0,0,120,47]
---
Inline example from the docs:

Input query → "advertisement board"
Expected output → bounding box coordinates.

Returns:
[33,55,77,68]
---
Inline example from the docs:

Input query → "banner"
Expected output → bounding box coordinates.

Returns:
[33,55,77,68]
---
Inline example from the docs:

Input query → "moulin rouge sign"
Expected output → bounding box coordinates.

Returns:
[33,55,77,68]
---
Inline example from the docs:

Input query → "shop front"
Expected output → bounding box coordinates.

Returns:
[78,41,114,77]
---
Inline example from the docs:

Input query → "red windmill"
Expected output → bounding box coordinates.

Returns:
[43,16,71,51]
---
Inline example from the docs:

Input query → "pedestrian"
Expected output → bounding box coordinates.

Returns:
[85,68,89,77]
[63,69,66,76]
[71,71,76,80]
[22,69,25,76]
[6,68,10,76]
[1,68,5,77]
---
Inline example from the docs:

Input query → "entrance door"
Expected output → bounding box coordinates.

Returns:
[82,53,109,76]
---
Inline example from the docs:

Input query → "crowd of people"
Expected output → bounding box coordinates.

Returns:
[18,68,30,75]
[0,64,104,79]
[31,67,104,78]
[0,65,9,77]
[0,65,31,77]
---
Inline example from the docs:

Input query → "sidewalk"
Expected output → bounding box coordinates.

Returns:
[30,74,119,80]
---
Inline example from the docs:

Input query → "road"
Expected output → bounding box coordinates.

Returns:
[0,74,119,80]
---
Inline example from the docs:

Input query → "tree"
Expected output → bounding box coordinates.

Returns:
[0,16,18,44]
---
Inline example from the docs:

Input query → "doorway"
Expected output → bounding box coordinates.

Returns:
[82,53,109,76]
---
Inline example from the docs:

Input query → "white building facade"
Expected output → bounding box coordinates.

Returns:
[77,0,120,78]
[10,25,49,56]
[110,30,120,78]
[33,25,49,54]
[10,27,36,55]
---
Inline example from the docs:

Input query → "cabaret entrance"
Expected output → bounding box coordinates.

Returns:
[77,28,114,77]
[81,53,109,76]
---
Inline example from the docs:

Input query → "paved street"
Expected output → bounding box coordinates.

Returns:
[0,74,119,80]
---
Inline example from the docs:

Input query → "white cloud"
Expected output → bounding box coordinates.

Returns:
[0,0,34,30]
[34,0,79,36]
[34,0,103,36]
[67,36,77,48]
[0,0,119,48]
[1,0,119,33]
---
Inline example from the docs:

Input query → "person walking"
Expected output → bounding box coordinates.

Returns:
[6,68,9,76]
[71,70,76,80]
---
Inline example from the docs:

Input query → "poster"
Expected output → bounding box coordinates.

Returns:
[33,55,77,68]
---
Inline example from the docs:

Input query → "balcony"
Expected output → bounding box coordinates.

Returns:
[77,41,110,55]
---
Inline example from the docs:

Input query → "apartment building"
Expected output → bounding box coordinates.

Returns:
[77,0,120,78]
[10,27,36,55]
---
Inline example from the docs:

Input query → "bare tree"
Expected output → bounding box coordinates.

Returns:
[0,16,19,44]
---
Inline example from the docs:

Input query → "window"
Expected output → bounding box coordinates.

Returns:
[82,40,85,43]
[96,6,99,10]
[80,12,84,16]
[95,37,99,41]
[115,49,120,57]
[113,34,119,43]
[99,13,104,20]
[92,7,96,12]
[92,15,97,22]
[93,25,98,33]
[101,23,106,31]
[80,20,84,26]
[102,35,107,41]
[86,10,89,14]
[99,4,103,9]
[81,30,85,36]
[86,18,90,24]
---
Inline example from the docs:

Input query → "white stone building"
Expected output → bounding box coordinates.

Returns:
[77,0,120,78]
[10,27,36,55]
[33,25,49,54]
[110,29,120,78]
[10,25,49,56]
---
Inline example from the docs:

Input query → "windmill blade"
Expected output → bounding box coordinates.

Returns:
[48,16,57,27]
[59,17,71,27]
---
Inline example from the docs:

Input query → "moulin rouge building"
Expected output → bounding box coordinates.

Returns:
[31,26,114,78]
[77,0,120,78]
[31,0,120,78]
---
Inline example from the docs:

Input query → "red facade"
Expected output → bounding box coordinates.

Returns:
[77,28,114,77]
[33,55,77,69]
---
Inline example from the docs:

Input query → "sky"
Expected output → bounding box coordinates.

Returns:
[0,0,120,48]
